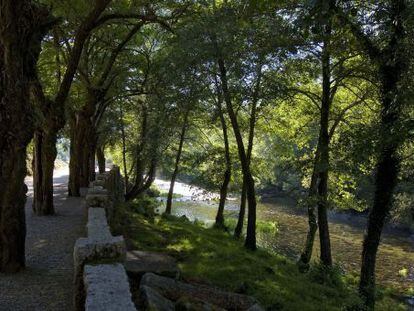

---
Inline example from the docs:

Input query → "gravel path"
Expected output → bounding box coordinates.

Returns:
[0,169,86,311]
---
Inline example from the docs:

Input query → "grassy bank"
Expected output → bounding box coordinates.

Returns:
[113,200,407,310]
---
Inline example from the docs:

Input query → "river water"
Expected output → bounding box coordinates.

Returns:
[154,178,414,296]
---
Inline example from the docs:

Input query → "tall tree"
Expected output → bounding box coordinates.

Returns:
[335,0,411,307]
[32,0,112,213]
[165,109,190,214]
[0,0,54,272]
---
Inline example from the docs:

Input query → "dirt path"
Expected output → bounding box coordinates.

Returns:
[0,169,86,311]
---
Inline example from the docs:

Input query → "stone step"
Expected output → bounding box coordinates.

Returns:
[125,250,180,279]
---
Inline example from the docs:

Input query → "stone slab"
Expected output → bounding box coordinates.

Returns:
[85,193,112,209]
[140,273,259,310]
[125,250,180,279]
[84,264,136,311]
[87,208,112,241]
[139,285,174,311]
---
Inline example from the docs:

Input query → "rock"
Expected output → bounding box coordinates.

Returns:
[90,180,106,188]
[83,264,136,311]
[140,273,259,310]
[95,173,108,182]
[86,193,112,209]
[139,285,174,311]
[125,250,180,279]
[88,185,108,195]
[87,208,112,241]
[175,296,225,311]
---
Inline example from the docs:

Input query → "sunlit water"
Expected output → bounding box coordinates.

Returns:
[154,178,414,296]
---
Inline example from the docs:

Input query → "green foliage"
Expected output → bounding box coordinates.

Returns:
[113,207,406,310]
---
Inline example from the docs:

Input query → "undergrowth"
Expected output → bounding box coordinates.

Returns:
[112,199,408,311]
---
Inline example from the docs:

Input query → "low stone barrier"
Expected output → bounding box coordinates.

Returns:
[73,166,135,311]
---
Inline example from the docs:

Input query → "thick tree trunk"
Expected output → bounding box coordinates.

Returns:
[359,16,406,303]
[97,145,106,174]
[69,114,97,195]
[165,111,189,215]
[32,129,58,215]
[0,0,51,272]
[69,89,101,196]
[217,57,257,250]
[359,145,399,308]
[215,103,231,228]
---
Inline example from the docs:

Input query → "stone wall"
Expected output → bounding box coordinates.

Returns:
[73,166,135,311]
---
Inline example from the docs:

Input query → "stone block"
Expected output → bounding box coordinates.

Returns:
[125,250,180,279]
[140,273,260,310]
[85,193,113,211]
[95,173,108,182]
[87,208,112,241]
[84,264,136,311]
[90,180,106,188]
[87,186,108,195]
[139,285,174,311]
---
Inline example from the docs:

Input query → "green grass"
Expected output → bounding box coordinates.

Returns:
[113,203,408,311]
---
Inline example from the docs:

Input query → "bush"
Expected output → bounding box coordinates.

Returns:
[121,195,159,221]
[146,185,161,198]
[308,262,345,289]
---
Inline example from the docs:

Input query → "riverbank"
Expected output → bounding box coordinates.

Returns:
[152,178,414,302]
[113,200,407,310]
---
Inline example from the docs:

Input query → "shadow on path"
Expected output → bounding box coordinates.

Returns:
[0,170,86,311]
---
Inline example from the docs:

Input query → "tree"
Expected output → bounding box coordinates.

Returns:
[334,0,412,307]
[0,0,55,272]
[32,0,112,213]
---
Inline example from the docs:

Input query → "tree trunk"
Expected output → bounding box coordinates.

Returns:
[232,63,260,240]
[234,183,246,238]
[215,102,231,228]
[316,26,333,267]
[217,57,257,250]
[69,89,101,196]
[165,111,189,215]
[69,113,95,195]
[359,14,406,303]
[0,0,52,273]
[298,159,319,268]
[32,129,58,215]
[97,145,106,174]
[120,104,129,192]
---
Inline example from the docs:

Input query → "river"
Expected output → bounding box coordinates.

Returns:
[154,178,414,297]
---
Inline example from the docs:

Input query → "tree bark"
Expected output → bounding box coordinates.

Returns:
[125,105,158,201]
[316,20,333,267]
[0,0,52,272]
[233,62,261,240]
[215,101,231,228]
[69,88,101,196]
[298,156,319,268]
[359,4,406,303]
[34,0,112,201]
[234,182,247,238]
[120,104,129,192]
[217,57,257,250]
[32,129,58,215]
[97,145,106,174]
[69,111,98,195]
[165,110,189,215]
